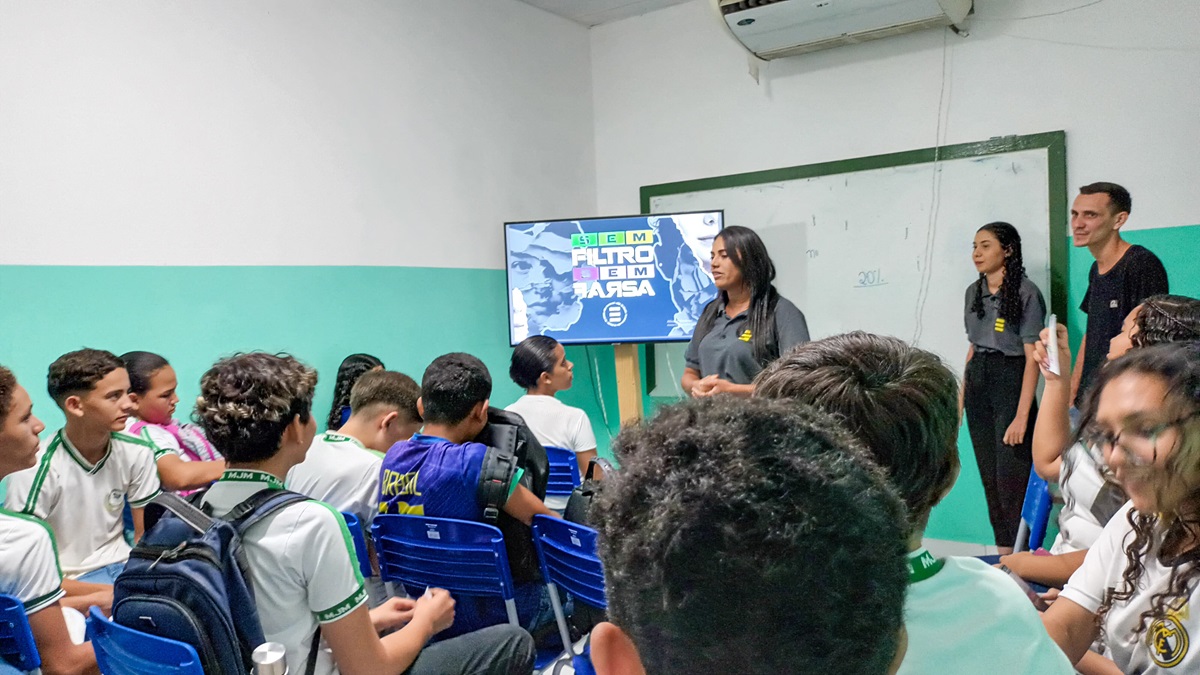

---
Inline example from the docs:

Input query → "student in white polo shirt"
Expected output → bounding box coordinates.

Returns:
[288,369,422,606]
[0,365,98,675]
[755,333,1074,675]
[4,349,161,586]
[505,336,598,509]
[195,352,534,675]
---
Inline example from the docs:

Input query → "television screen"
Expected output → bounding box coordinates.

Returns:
[505,211,723,346]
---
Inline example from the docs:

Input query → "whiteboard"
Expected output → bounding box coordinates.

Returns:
[649,146,1056,397]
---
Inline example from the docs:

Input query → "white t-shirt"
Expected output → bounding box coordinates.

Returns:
[1061,502,1200,672]
[0,508,65,614]
[203,469,366,675]
[3,429,161,577]
[898,549,1074,675]
[505,395,597,510]
[286,432,383,528]
[1051,443,1128,554]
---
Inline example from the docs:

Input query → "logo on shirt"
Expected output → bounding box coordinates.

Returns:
[994,318,1007,333]
[1110,299,1119,309]
[602,302,628,327]
[380,469,422,499]
[105,489,124,513]
[739,329,752,342]
[1148,613,1189,668]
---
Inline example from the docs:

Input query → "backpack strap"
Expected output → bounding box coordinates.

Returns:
[147,491,215,534]
[226,489,312,535]
[477,445,519,523]
[585,457,615,481]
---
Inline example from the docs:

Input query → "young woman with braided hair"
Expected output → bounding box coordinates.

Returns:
[960,222,1047,553]
[1043,342,1200,673]
[326,354,384,431]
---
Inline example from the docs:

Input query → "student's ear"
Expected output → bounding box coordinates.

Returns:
[1113,210,1129,230]
[473,399,490,425]
[416,397,425,420]
[62,395,86,419]
[378,410,399,432]
[590,622,646,675]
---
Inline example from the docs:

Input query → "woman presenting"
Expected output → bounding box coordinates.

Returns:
[682,225,809,397]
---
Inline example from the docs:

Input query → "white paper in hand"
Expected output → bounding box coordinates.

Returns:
[1046,313,1061,376]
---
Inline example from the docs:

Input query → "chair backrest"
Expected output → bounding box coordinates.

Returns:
[531,515,606,611]
[341,512,374,579]
[372,514,519,625]
[544,446,581,498]
[87,606,203,675]
[1018,469,1053,552]
[0,594,39,672]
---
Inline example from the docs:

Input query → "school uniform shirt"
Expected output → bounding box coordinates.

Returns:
[3,429,161,578]
[898,549,1074,675]
[1061,502,1200,672]
[0,508,65,615]
[1051,443,1128,554]
[202,470,366,675]
[287,432,383,528]
[504,395,595,510]
[684,296,809,384]
[378,434,523,518]
[963,276,1046,356]
[1077,245,1169,406]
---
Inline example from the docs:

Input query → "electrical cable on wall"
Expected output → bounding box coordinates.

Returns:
[585,344,614,442]
[912,27,952,343]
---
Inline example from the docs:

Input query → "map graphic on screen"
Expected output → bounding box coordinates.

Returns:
[505,211,723,345]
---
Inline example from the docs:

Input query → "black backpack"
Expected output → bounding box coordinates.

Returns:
[564,457,613,526]
[114,489,319,675]
[473,407,548,584]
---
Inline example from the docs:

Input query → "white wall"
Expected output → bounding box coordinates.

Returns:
[591,0,1200,230]
[0,0,595,269]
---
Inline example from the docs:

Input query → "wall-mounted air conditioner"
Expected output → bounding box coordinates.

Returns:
[715,0,972,59]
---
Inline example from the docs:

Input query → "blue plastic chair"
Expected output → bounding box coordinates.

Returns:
[1015,468,1052,553]
[341,511,374,579]
[86,606,203,675]
[0,594,39,672]
[531,514,607,660]
[372,514,520,626]
[544,446,582,503]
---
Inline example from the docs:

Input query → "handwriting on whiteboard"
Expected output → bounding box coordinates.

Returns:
[855,269,887,288]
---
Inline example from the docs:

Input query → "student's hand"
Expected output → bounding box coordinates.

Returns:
[369,597,417,633]
[1003,416,1028,446]
[1035,324,1071,382]
[1039,587,1061,607]
[690,375,719,397]
[996,550,1038,577]
[413,588,456,635]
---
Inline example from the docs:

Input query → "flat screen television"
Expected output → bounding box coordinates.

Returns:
[504,211,723,346]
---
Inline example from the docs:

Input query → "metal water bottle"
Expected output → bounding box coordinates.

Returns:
[252,642,289,675]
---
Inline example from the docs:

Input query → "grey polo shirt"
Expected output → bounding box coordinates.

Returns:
[685,296,810,384]
[963,276,1046,357]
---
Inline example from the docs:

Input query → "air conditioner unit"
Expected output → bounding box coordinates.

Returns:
[715,0,972,60]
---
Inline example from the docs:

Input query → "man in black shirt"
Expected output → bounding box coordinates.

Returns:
[1070,182,1169,406]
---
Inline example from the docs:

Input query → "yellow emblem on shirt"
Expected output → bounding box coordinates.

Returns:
[739,330,752,342]
[1148,603,1190,668]
[994,318,1007,333]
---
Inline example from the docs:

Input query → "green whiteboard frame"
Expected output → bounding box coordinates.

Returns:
[639,131,1069,393]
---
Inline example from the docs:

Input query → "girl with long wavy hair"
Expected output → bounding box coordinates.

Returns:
[960,222,1047,553]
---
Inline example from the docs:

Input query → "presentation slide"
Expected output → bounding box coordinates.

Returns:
[505,211,723,345]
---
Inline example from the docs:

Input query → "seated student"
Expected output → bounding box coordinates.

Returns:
[121,351,225,493]
[753,333,1074,675]
[4,349,161,586]
[379,353,560,632]
[1004,295,1200,588]
[0,366,99,675]
[586,396,910,675]
[1042,343,1200,673]
[288,369,422,605]
[194,352,534,675]
[505,336,599,509]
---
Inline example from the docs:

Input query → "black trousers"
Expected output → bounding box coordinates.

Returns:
[964,350,1037,548]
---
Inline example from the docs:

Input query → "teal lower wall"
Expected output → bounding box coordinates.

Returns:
[2,223,1197,541]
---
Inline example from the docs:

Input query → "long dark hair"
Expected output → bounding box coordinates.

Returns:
[326,353,384,430]
[121,351,170,396]
[1080,343,1200,639]
[693,226,781,366]
[970,222,1026,325]
[1133,295,1200,348]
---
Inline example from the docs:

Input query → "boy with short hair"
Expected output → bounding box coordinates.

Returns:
[587,396,911,675]
[754,332,1073,674]
[0,365,99,675]
[378,353,558,630]
[4,349,161,585]
[288,369,423,605]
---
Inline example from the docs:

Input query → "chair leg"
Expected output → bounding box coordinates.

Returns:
[1013,520,1029,554]
[504,598,520,627]
[546,584,575,656]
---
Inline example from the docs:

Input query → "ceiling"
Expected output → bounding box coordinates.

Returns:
[515,0,695,27]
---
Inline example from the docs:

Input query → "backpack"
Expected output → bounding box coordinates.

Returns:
[129,419,222,463]
[113,489,316,675]
[473,407,549,584]
[564,457,614,526]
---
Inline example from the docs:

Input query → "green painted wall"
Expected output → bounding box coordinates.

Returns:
[2,224,1197,541]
